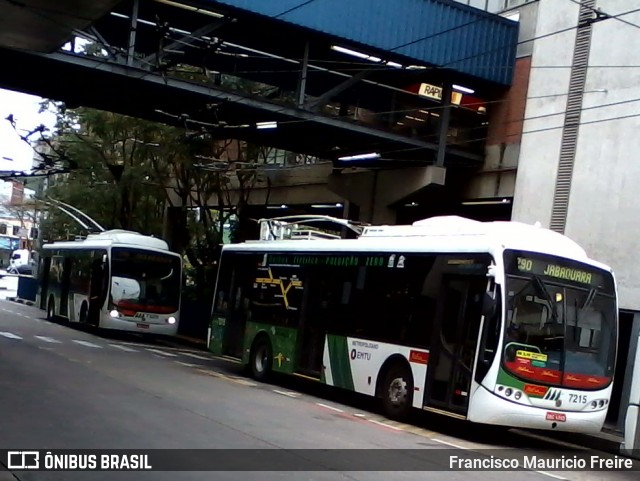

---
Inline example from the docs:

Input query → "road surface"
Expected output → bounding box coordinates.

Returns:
[0,300,637,481]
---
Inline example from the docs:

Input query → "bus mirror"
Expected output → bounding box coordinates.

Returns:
[482,292,497,318]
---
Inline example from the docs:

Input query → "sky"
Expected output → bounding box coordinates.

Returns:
[0,88,57,173]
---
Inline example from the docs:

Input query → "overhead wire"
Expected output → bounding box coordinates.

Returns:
[564,0,640,31]
[273,0,320,19]
[9,0,640,164]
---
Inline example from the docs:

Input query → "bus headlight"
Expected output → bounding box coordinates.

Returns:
[109,310,119,318]
[167,316,176,325]
[504,388,513,397]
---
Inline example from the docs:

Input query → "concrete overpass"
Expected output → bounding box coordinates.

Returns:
[0,0,519,224]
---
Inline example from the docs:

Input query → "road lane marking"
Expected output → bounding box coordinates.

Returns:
[274,390,300,398]
[368,419,403,431]
[353,413,366,417]
[316,402,344,412]
[194,368,256,387]
[35,336,62,343]
[180,352,212,360]
[534,471,567,480]
[212,354,243,364]
[109,344,138,352]
[146,348,178,357]
[432,438,466,449]
[176,361,198,367]
[197,368,228,379]
[230,377,258,387]
[72,340,102,348]
[118,341,189,352]
[0,331,22,339]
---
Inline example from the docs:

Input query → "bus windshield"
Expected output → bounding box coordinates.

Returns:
[110,248,181,314]
[502,250,617,390]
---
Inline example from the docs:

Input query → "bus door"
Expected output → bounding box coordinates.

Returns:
[38,256,52,310]
[424,275,486,416]
[59,258,73,317]
[87,258,105,325]
[297,277,326,377]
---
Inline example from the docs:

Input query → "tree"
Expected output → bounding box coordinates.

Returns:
[37,104,269,301]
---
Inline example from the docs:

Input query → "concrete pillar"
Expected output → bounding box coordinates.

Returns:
[328,166,446,224]
[622,317,640,458]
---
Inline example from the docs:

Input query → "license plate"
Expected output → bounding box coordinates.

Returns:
[136,323,150,329]
[546,412,566,422]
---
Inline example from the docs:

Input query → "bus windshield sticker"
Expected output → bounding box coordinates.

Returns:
[516,350,548,362]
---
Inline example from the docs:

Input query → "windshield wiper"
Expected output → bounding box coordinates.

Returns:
[582,287,597,310]
[532,275,558,323]
[574,287,598,341]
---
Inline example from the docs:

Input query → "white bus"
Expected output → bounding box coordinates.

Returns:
[38,230,182,335]
[208,216,618,433]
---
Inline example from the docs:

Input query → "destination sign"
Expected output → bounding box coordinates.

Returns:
[112,249,176,265]
[517,257,592,284]
[504,250,614,292]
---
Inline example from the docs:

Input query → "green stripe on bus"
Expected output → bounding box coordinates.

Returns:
[496,367,525,389]
[327,335,354,391]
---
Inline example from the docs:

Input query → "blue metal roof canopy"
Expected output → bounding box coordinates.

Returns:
[203,0,519,86]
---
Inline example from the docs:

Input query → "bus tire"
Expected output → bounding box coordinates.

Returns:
[381,363,414,420]
[79,302,88,324]
[46,297,55,321]
[249,336,273,382]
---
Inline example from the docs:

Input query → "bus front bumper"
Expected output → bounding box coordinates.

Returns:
[468,385,607,434]
[101,316,179,336]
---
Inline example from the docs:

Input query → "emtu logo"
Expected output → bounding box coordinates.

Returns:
[7,451,39,469]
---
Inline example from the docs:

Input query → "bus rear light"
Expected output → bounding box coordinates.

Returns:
[109,310,119,318]
[167,316,176,325]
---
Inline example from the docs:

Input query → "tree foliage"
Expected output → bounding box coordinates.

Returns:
[38,104,264,300]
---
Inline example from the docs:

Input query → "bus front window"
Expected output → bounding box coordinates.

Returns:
[504,277,616,389]
[110,248,181,314]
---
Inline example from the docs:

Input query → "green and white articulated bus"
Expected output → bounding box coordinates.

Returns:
[38,230,182,335]
[208,215,618,433]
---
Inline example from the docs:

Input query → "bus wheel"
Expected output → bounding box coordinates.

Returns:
[381,364,414,420]
[46,297,55,321]
[250,337,273,382]
[79,303,88,323]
